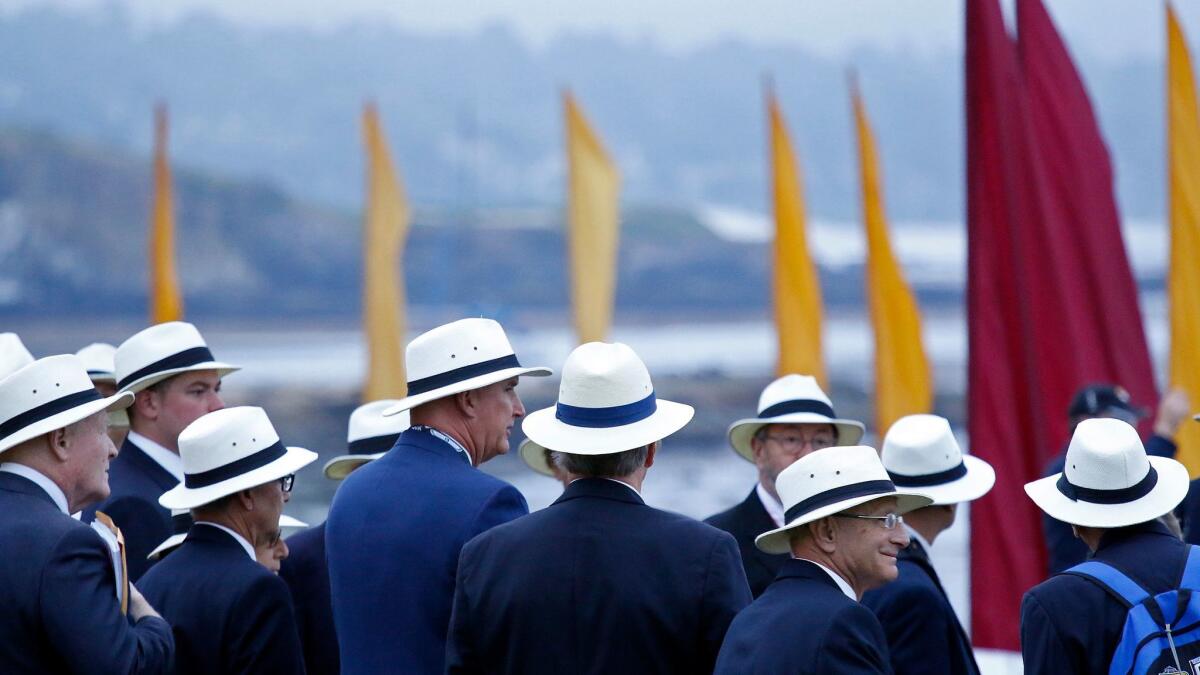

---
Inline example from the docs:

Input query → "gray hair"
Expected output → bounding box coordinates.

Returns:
[556,445,650,479]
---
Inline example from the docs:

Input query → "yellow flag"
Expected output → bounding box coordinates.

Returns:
[149,104,183,323]
[1168,6,1200,473]
[768,90,826,383]
[852,84,933,434]
[361,103,409,401]
[564,91,621,344]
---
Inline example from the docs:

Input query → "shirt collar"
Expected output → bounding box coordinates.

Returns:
[127,430,185,482]
[0,463,69,514]
[571,477,642,498]
[756,481,785,528]
[409,425,473,466]
[797,557,857,601]
[904,523,933,556]
[194,521,256,560]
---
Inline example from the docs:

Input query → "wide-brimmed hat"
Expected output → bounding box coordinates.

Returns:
[1025,418,1189,528]
[519,438,557,477]
[881,414,995,506]
[147,511,308,560]
[755,445,933,555]
[522,342,693,457]
[0,333,34,380]
[115,322,240,394]
[383,318,551,416]
[323,400,411,480]
[0,355,134,455]
[76,343,118,385]
[159,406,317,510]
[728,375,865,463]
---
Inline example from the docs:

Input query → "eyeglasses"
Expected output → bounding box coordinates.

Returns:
[278,474,295,493]
[833,512,904,530]
[765,434,836,452]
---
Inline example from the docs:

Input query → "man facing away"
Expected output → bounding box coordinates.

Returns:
[715,445,932,674]
[862,415,995,675]
[85,321,239,579]
[705,374,865,597]
[326,318,551,674]
[0,355,174,673]
[446,342,752,674]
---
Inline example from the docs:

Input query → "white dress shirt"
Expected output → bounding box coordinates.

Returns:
[0,462,69,514]
[194,521,256,560]
[798,557,857,601]
[756,482,785,528]
[126,430,184,483]
[566,477,643,498]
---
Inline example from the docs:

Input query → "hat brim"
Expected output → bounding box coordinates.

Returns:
[88,373,117,385]
[894,455,996,506]
[119,362,240,395]
[1024,456,1190,528]
[322,453,385,481]
[518,439,557,477]
[159,446,317,510]
[521,399,694,456]
[382,365,553,416]
[728,414,866,462]
[755,490,933,555]
[0,389,134,455]
[147,533,185,560]
[280,514,308,529]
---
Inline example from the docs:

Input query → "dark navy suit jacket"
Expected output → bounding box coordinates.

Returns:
[1021,519,1189,673]
[446,478,752,675]
[1176,479,1200,544]
[1041,434,1175,575]
[715,558,893,674]
[279,521,339,675]
[326,428,528,675]
[139,523,306,675]
[84,437,177,581]
[0,471,174,674]
[862,539,979,675]
[704,487,788,598]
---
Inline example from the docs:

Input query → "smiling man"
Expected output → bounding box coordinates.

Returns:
[326,318,551,675]
[714,445,932,674]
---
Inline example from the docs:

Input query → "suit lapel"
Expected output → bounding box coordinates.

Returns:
[738,489,786,577]
[902,540,978,673]
[122,438,180,492]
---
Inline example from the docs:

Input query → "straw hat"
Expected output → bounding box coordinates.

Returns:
[76,343,118,385]
[727,375,865,462]
[322,400,411,480]
[0,355,133,454]
[881,414,995,505]
[115,322,239,394]
[0,333,34,380]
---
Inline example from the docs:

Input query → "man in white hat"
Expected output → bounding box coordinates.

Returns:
[327,318,551,674]
[86,321,239,580]
[714,445,932,674]
[0,355,175,673]
[137,406,315,675]
[0,332,34,379]
[446,342,751,674]
[862,415,995,675]
[1021,418,1193,672]
[705,374,865,597]
[77,342,129,446]
[280,400,410,675]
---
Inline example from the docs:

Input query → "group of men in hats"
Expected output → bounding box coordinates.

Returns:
[2,315,1200,674]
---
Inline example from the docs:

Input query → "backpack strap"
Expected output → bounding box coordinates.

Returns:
[1180,545,1200,590]
[1066,560,1151,609]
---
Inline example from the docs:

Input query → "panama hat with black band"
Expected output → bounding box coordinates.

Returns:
[727,374,865,463]
[881,414,995,505]
[323,400,412,480]
[114,322,240,394]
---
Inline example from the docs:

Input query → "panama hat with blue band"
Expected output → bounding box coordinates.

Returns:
[727,374,865,463]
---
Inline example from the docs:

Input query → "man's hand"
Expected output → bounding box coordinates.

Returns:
[128,583,162,622]
[1154,388,1192,439]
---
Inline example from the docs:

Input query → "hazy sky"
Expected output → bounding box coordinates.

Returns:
[3,0,1199,62]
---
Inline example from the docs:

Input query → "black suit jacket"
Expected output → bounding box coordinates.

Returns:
[862,540,979,675]
[704,487,788,597]
[715,558,892,674]
[446,478,752,675]
[84,437,177,581]
[1021,520,1189,673]
[139,523,306,675]
[279,521,339,675]
[0,471,174,674]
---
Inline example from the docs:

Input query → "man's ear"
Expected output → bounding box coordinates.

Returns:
[46,427,71,462]
[811,517,838,554]
[454,390,477,420]
[236,489,256,512]
[132,389,159,422]
[643,442,658,469]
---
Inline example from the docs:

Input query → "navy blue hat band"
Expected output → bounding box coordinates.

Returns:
[1056,466,1158,505]
[783,479,897,524]
[889,461,968,487]
[117,346,216,390]
[184,441,288,489]
[556,392,658,428]
[0,389,103,440]
[406,354,522,397]
[347,434,400,456]
[759,399,837,420]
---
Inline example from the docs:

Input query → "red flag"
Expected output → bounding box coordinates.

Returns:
[966,0,1157,651]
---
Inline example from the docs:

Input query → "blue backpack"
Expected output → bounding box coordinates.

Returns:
[1067,546,1200,674]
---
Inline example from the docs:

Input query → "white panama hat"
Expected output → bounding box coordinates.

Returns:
[727,375,865,463]
[148,511,308,560]
[75,343,118,385]
[755,445,933,555]
[521,342,694,457]
[323,400,411,480]
[115,321,240,394]
[1025,418,1190,529]
[881,414,995,506]
[519,437,557,477]
[159,406,317,510]
[383,318,551,416]
[0,333,35,380]
[0,355,133,455]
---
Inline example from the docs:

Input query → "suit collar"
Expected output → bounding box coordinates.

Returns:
[0,468,65,511]
[755,482,785,527]
[1096,518,1174,554]
[554,477,645,506]
[186,522,257,560]
[397,427,473,467]
[121,437,181,490]
[0,463,68,513]
[126,431,184,482]
[776,558,848,593]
